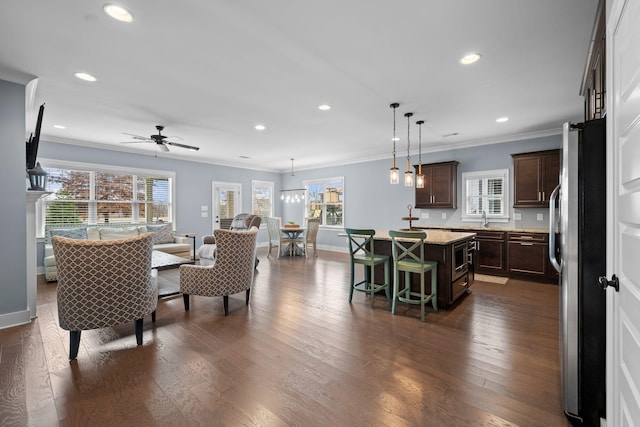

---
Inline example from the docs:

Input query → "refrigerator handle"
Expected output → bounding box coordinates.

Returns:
[549,183,562,273]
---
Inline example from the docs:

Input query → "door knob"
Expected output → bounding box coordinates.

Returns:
[598,274,619,292]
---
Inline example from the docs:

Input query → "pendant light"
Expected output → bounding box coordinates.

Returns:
[280,158,306,203]
[415,120,425,189]
[404,112,414,187]
[389,103,400,184]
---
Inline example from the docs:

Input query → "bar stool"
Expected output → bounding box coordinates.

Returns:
[345,228,390,308]
[389,230,438,322]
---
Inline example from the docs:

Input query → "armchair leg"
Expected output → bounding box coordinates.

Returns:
[135,318,143,346]
[246,288,251,305]
[183,294,190,311]
[223,295,229,316]
[152,310,156,323]
[69,330,81,360]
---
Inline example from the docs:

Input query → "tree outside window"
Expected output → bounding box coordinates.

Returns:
[252,180,274,220]
[304,177,344,227]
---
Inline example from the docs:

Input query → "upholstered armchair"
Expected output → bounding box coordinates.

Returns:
[196,213,262,267]
[52,233,158,360]
[180,227,258,315]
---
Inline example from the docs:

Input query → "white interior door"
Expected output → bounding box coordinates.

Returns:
[212,182,242,231]
[607,0,640,424]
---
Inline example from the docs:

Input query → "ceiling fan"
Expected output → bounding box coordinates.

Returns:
[121,125,199,152]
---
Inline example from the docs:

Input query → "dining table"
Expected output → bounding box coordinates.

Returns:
[280,227,306,256]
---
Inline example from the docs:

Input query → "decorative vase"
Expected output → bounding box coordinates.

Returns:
[27,162,48,191]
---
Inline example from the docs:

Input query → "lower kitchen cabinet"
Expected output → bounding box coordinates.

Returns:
[474,230,506,275]
[507,232,548,277]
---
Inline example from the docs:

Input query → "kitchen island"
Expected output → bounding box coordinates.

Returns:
[368,229,476,309]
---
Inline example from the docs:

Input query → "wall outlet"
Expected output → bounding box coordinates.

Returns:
[422,212,429,219]
[514,212,522,220]
[441,212,447,219]
[537,213,544,221]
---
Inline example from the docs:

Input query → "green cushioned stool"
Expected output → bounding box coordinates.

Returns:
[389,230,438,322]
[345,228,390,308]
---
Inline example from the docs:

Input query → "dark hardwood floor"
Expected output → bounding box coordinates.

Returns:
[0,248,570,426]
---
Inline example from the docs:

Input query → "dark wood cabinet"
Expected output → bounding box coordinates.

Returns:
[512,150,560,207]
[474,230,506,274]
[582,1,606,120]
[414,161,458,209]
[507,232,547,277]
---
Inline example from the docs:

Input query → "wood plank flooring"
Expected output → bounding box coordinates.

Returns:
[0,248,570,426]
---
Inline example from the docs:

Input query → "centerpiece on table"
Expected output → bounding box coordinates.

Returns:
[284,219,299,229]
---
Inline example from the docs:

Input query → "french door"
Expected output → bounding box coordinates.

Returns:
[212,182,241,231]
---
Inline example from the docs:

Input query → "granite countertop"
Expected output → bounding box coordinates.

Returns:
[371,229,476,245]
[413,225,549,234]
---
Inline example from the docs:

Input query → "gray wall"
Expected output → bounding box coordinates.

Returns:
[35,132,561,262]
[0,79,28,324]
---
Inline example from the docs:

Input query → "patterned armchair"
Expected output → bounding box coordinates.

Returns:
[52,233,158,360]
[180,227,258,315]
[196,213,262,267]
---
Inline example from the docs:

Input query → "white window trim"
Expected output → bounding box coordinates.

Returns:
[37,158,176,237]
[461,168,510,223]
[251,180,274,224]
[303,176,345,228]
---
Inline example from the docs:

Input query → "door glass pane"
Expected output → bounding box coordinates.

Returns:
[217,188,238,229]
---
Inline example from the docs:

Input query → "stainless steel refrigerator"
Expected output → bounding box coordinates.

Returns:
[548,118,606,426]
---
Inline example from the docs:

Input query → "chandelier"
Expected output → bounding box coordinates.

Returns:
[280,158,306,203]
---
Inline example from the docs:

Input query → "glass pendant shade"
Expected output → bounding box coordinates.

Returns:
[415,120,425,189]
[404,112,413,187]
[416,166,425,188]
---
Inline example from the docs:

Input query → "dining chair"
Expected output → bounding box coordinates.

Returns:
[345,228,390,308]
[304,218,320,257]
[389,229,438,322]
[266,217,290,258]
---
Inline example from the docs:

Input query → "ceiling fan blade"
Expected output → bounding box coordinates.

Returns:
[166,141,200,151]
[159,144,170,152]
[122,132,152,141]
[120,140,153,144]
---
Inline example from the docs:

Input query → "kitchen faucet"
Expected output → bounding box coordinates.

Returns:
[481,210,489,227]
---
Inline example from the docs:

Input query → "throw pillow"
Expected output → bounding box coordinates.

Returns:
[146,223,175,244]
[49,227,88,241]
[99,227,139,241]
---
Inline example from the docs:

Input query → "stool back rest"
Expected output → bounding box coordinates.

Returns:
[345,228,376,260]
[389,230,427,264]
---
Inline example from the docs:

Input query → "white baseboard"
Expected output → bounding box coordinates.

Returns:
[0,309,32,330]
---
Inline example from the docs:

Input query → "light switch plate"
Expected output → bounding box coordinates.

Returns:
[537,213,544,221]
[441,213,447,219]
[514,213,522,220]
[422,212,429,219]
[201,212,209,218]
[201,205,208,211]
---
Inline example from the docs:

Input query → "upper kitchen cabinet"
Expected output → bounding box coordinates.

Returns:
[512,150,560,208]
[415,161,458,209]
[581,0,606,121]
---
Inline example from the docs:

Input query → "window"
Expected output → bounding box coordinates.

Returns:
[461,169,509,222]
[303,176,344,227]
[38,159,175,235]
[252,180,274,220]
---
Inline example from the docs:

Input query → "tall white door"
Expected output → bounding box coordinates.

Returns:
[212,182,242,231]
[607,0,640,424]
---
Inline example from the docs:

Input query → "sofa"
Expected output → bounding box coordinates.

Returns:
[196,213,262,267]
[44,222,192,281]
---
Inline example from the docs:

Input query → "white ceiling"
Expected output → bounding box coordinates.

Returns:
[1,0,598,172]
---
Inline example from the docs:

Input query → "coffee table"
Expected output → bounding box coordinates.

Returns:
[152,250,194,296]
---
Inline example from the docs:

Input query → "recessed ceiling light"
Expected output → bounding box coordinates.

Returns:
[318,104,331,111]
[255,124,265,131]
[74,72,97,82]
[103,4,133,22]
[460,53,481,65]
[392,137,400,141]
[496,117,509,123]
[53,125,66,129]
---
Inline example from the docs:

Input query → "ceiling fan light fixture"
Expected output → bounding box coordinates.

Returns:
[74,72,97,82]
[460,53,481,65]
[103,4,133,22]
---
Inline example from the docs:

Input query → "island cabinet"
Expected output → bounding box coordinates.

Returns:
[414,161,458,209]
[474,230,506,275]
[372,230,475,309]
[507,232,548,277]
[512,150,560,207]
